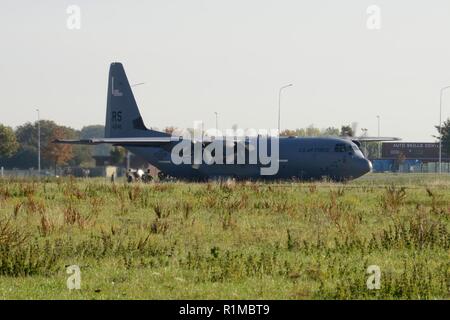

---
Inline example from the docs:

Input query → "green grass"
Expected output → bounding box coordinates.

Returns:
[0,173,449,299]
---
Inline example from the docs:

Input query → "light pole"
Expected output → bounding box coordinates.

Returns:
[131,82,145,87]
[278,84,293,134]
[214,112,218,132]
[36,109,41,177]
[377,115,380,137]
[439,86,450,174]
[377,115,381,158]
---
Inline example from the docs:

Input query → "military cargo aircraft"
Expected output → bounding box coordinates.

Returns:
[55,63,400,181]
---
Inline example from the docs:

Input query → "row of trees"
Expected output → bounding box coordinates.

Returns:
[0,121,115,171]
[1,120,449,170]
[0,122,352,170]
[280,125,354,137]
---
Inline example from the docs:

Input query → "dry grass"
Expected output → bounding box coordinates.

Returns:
[0,173,448,299]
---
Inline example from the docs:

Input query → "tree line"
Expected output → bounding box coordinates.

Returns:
[0,121,369,170]
[1,120,449,170]
[0,121,114,171]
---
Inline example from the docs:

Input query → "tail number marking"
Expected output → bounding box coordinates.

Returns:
[112,111,122,129]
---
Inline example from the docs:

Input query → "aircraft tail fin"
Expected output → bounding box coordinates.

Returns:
[105,62,168,138]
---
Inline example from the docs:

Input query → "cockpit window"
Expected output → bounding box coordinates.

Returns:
[334,144,346,152]
[334,143,353,153]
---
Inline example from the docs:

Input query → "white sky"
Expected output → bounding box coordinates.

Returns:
[1,0,450,141]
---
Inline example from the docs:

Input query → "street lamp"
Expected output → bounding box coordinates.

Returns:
[214,112,218,132]
[439,86,450,174]
[377,115,381,158]
[36,108,41,177]
[377,115,380,137]
[278,84,293,134]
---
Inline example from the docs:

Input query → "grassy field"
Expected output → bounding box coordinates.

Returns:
[0,173,449,299]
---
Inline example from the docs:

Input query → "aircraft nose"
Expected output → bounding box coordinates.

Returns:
[366,159,372,173]
[360,158,372,174]
[354,158,372,177]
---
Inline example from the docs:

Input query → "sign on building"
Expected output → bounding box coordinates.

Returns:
[381,142,448,160]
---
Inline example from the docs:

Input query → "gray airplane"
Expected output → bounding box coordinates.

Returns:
[56,62,399,181]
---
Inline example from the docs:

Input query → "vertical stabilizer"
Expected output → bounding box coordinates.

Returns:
[104,62,167,138]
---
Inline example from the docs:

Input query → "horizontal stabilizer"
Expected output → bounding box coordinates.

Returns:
[352,137,401,142]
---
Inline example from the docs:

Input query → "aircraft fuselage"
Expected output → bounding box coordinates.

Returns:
[126,136,372,181]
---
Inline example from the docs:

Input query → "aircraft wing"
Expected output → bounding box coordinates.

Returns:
[54,136,181,146]
[54,136,250,146]
[352,137,401,142]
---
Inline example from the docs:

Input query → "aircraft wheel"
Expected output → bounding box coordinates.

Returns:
[158,172,167,181]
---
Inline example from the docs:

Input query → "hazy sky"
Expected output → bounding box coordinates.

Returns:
[1,0,450,141]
